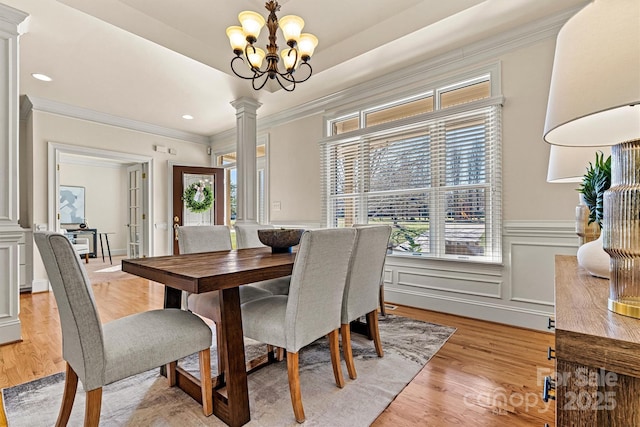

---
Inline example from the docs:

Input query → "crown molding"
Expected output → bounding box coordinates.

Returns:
[22,95,210,145]
[211,6,580,143]
[0,3,29,35]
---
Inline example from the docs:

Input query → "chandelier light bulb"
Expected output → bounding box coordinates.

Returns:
[281,48,298,71]
[247,47,266,69]
[297,33,318,60]
[238,11,265,41]
[226,26,247,53]
[278,15,304,44]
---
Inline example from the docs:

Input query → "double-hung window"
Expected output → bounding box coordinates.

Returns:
[321,73,502,263]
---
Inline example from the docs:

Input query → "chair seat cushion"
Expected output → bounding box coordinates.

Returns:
[250,276,291,295]
[73,244,90,254]
[187,285,272,323]
[102,309,212,386]
[241,295,288,349]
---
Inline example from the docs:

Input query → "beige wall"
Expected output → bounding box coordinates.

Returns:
[25,110,211,283]
[500,37,578,221]
[267,114,323,224]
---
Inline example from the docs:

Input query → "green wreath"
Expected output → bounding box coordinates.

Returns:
[183,182,213,213]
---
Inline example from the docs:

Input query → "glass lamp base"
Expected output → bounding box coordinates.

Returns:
[604,139,640,319]
[608,298,640,319]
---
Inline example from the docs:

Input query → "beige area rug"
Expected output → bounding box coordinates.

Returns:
[2,315,455,426]
[84,256,136,285]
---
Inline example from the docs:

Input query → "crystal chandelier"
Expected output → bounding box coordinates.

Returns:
[226,1,318,91]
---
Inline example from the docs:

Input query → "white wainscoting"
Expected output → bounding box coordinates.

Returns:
[384,221,578,331]
[0,231,22,343]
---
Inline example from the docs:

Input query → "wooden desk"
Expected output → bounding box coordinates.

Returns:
[98,232,115,264]
[554,255,640,426]
[122,247,296,427]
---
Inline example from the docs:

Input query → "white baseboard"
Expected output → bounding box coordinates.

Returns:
[0,319,22,344]
[31,279,51,293]
[95,248,126,257]
[386,288,554,332]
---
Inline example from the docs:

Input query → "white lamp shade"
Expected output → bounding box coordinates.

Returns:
[547,145,611,183]
[543,0,640,146]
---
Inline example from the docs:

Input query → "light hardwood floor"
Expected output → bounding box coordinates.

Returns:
[1,258,555,426]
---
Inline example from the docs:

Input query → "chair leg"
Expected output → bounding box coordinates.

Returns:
[379,283,386,316]
[328,330,345,388]
[56,363,78,427]
[199,348,213,416]
[214,321,226,376]
[167,361,177,386]
[84,254,89,264]
[366,310,384,357]
[340,324,357,380]
[286,352,305,423]
[84,388,102,427]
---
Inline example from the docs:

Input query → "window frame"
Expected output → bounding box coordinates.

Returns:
[321,68,503,264]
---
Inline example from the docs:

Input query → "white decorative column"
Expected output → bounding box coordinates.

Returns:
[0,4,27,344]
[231,97,262,223]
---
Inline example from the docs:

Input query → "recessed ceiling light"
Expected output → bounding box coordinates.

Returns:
[182,114,194,120]
[32,73,53,82]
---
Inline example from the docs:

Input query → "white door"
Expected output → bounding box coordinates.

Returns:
[126,164,146,258]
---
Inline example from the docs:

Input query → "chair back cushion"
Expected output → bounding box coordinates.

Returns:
[285,228,356,352]
[342,225,392,323]
[234,222,274,249]
[177,225,232,254]
[34,231,105,388]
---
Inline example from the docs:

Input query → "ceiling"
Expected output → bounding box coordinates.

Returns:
[6,0,589,138]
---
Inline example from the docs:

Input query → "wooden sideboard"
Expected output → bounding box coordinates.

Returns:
[553,255,640,426]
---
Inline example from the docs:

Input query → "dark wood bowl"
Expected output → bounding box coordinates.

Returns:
[258,228,305,253]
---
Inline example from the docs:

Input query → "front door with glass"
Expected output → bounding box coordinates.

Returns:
[172,166,225,254]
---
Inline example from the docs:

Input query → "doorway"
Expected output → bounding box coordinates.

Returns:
[48,142,154,258]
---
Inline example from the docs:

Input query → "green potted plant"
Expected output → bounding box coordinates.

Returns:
[578,151,611,228]
[577,151,611,279]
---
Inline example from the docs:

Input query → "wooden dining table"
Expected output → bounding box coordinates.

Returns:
[122,247,296,427]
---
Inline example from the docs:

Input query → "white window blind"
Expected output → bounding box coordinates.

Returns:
[321,104,502,263]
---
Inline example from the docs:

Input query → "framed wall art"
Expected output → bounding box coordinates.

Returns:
[59,185,85,225]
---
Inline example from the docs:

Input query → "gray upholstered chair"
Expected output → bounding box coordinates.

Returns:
[234,221,272,249]
[33,231,213,426]
[341,225,392,379]
[178,225,272,374]
[234,222,291,296]
[241,228,357,423]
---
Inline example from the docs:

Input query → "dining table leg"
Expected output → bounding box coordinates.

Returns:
[161,286,250,426]
[164,287,182,310]
[216,287,251,426]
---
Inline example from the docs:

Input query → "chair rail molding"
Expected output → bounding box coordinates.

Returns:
[384,220,578,331]
[0,3,28,344]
